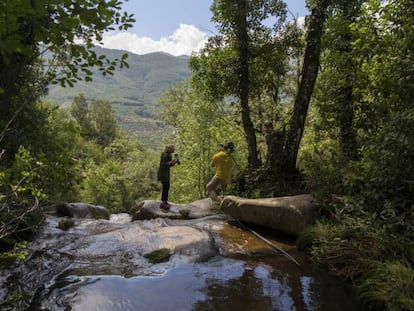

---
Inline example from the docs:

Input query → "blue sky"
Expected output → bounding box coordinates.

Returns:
[101,0,309,56]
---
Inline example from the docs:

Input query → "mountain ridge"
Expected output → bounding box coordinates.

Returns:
[47,47,191,147]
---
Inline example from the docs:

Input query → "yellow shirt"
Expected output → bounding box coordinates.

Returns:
[211,150,233,182]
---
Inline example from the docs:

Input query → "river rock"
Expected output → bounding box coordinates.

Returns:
[220,194,318,236]
[130,198,215,221]
[62,222,212,260]
[43,202,110,219]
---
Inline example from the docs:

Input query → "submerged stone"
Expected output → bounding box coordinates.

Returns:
[57,219,75,230]
[143,248,171,263]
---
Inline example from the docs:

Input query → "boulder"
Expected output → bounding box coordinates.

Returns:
[220,194,318,236]
[43,202,110,220]
[130,198,215,221]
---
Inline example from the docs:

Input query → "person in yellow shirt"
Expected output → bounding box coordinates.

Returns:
[206,141,234,202]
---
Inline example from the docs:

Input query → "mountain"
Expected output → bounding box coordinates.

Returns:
[47,47,191,147]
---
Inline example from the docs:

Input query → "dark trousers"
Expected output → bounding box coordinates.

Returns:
[161,181,170,202]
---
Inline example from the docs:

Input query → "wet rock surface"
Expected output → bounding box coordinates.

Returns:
[0,198,358,311]
[43,202,110,220]
[130,198,216,220]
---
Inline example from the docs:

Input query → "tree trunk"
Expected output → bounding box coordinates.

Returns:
[0,7,43,164]
[338,85,359,161]
[335,1,359,161]
[236,0,261,168]
[285,0,331,175]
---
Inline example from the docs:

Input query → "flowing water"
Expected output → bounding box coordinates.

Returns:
[0,214,359,311]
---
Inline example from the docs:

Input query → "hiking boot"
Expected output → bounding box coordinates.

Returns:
[160,201,171,210]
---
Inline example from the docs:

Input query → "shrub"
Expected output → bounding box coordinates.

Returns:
[356,261,414,311]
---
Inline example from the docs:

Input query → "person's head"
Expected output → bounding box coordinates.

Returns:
[220,141,234,153]
[264,120,273,133]
[164,144,175,153]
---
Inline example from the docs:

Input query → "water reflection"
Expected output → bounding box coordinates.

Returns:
[55,256,357,311]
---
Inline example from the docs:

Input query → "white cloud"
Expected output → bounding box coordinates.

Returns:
[297,16,306,27]
[100,24,209,56]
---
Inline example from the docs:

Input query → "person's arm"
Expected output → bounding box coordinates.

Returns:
[168,158,178,166]
[211,153,219,167]
[164,153,178,166]
[160,153,174,167]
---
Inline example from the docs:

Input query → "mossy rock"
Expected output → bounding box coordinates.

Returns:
[143,248,171,264]
[57,219,75,230]
[0,256,17,267]
[179,209,190,219]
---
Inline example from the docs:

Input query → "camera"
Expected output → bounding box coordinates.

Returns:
[174,153,180,165]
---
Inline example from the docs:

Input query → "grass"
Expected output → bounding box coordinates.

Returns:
[297,216,414,310]
[357,261,414,311]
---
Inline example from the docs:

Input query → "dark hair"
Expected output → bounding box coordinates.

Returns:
[223,141,234,151]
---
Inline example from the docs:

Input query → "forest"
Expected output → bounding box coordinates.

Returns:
[1,0,413,310]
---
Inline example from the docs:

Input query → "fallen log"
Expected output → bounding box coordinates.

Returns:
[220,194,318,236]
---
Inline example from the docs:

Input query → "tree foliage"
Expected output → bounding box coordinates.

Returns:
[297,1,414,308]
[342,0,414,231]
[0,0,134,162]
[0,0,134,247]
[70,94,118,147]
[79,136,159,212]
[190,0,289,169]
[0,103,82,247]
[305,0,414,229]
[0,0,134,88]
[158,82,246,201]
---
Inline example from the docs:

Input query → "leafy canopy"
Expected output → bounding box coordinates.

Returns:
[0,0,135,88]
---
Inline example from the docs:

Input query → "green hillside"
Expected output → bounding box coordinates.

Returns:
[47,47,191,148]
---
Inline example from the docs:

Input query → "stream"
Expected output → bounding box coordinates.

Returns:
[0,213,359,311]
